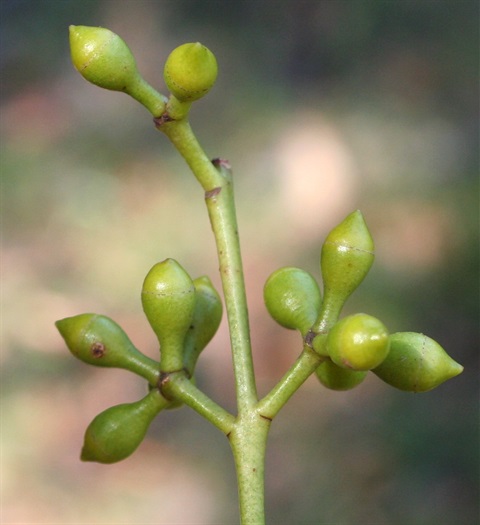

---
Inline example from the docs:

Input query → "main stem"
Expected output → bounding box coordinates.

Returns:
[157,116,265,523]
[158,118,258,413]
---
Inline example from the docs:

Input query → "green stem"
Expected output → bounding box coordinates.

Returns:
[257,345,326,420]
[162,371,234,434]
[157,118,258,414]
[229,411,270,525]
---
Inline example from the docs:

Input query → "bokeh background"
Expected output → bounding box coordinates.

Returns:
[1,1,478,524]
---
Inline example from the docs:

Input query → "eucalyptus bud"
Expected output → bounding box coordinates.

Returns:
[55,313,159,384]
[264,267,321,335]
[320,210,374,319]
[183,276,223,374]
[164,42,218,102]
[315,359,367,391]
[373,332,463,392]
[81,389,166,464]
[326,313,390,371]
[69,25,165,115]
[141,259,195,371]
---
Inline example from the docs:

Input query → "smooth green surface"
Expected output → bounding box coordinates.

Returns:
[373,332,464,392]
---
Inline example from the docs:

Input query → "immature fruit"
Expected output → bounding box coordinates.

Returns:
[321,210,374,312]
[264,267,321,335]
[373,332,463,392]
[55,314,159,384]
[69,25,140,91]
[141,259,195,370]
[81,389,165,464]
[315,359,367,391]
[164,42,218,101]
[327,313,390,371]
[183,276,223,374]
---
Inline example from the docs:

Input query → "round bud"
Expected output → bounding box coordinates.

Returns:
[164,42,218,101]
[141,259,195,370]
[55,313,159,384]
[315,359,367,391]
[69,25,140,92]
[327,313,390,371]
[321,210,374,311]
[183,276,223,373]
[81,389,166,464]
[264,267,321,335]
[373,332,463,392]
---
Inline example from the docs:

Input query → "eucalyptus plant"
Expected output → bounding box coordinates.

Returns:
[57,26,463,524]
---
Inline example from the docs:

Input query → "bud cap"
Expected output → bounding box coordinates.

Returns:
[264,267,321,335]
[373,332,463,392]
[69,25,139,91]
[326,313,390,371]
[164,42,218,101]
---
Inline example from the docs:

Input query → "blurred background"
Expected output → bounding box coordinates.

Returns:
[1,1,478,524]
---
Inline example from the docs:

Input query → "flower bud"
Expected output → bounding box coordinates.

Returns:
[183,276,223,374]
[81,389,166,464]
[69,25,139,91]
[373,332,463,392]
[55,313,159,384]
[264,267,321,335]
[315,359,367,391]
[320,211,374,316]
[69,25,166,115]
[164,42,218,102]
[141,259,195,371]
[327,313,390,371]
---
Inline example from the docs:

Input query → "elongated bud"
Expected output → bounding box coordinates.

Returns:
[164,42,218,102]
[183,276,223,374]
[81,389,166,464]
[315,359,367,391]
[141,259,195,371]
[69,25,139,91]
[327,313,390,371]
[55,314,159,384]
[373,332,463,392]
[69,25,165,115]
[320,210,374,315]
[264,267,321,335]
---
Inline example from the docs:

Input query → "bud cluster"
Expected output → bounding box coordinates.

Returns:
[263,211,463,392]
[56,259,222,463]
[69,25,218,119]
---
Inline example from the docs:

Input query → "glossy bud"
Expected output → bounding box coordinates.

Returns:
[373,332,463,392]
[315,359,367,391]
[81,389,166,464]
[327,313,390,371]
[55,314,159,384]
[164,42,218,101]
[320,211,374,313]
[183,276,223,374]
[69,25,165,115]
[69,25,139,91]
[141,259,195,371]
[264,267,321,335]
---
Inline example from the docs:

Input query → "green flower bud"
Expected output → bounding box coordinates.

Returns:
[320,210,374,315]
[69,25,139,91]
[373,332,463,392]
[327,313,390,371]
[55,314,159,384]
[81,389,166,464]
[164,42,218,102]
[264,267,322,335]
[141,259,195,371]
[315,359,367,391]
[69,25,165,115]
[183,276,223,374]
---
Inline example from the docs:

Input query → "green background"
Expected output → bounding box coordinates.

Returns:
[1,1,478,523]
